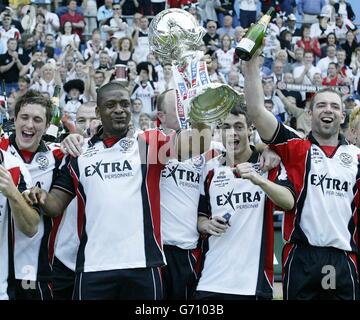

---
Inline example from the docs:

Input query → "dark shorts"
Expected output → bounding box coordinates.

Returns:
[52,256,76,300]
[162,245,200,300]
[73,267,163,300]
[283,243,359,300]
[14,279,53,300]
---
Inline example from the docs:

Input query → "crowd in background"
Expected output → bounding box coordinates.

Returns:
[0,0,358,142]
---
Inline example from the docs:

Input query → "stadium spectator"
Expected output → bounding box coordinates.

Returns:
[316,45,338,76]
[60,0,85,41]
[296,24,321,58]
[0,38,24,96]
[341,30,358,66]
[297,0,326,24]
[203,20,220,56]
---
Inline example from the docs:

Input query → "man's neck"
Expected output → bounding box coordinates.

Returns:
[312,131,339,147]
[102,129,127,140]
[226,147,253,166]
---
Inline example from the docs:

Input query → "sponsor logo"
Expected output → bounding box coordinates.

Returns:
[311,148,324,164]
[199,61,209,85]
[310,174,349,195]
[175,90,188,129]
[178,82,188,100]
[191,61,197,87]
[84,160,133,180]
[213,170,232,188]
[162,164,200,188]
[216,189,262,210]
[35,153,49,171]
[82,146,98,158]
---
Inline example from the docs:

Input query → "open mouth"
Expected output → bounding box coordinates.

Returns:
[22,130,35,139]
[321,117,334,124]
[228,139,240,149]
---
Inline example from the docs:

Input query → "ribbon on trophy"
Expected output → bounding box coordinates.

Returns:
[172,60,211,129]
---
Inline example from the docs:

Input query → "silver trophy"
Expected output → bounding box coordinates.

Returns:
[149,8,243,128]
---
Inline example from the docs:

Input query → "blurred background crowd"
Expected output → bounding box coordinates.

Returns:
[0,0,359,142]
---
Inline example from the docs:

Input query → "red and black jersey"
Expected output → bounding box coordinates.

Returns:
[197,149,293,298]
[52,128,172,273]
[264,123,360,254]
[0,134,64,283]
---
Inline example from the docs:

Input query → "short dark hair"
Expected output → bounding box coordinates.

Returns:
[18,76,30,84]
[97,81,129,107]
[309,88,343,111]
[14,90,53,125]
[229,105,252,128]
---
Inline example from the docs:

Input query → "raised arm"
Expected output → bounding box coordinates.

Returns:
[242,56,279,141]
[275,89,303,118]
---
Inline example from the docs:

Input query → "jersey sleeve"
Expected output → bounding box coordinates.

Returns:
[262,122,303,164]
[17,161,33,192]
[198,168,215,218]
[51,155,76,198]
[268,163,296,210]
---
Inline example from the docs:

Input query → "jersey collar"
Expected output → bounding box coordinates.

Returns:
[88,126,129,148]
[9,133,49,163]
[221,145,260,167]
[307,131,348,147]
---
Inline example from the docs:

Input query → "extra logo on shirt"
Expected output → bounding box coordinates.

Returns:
[84,160,133,180]
[161,163,201,189]
[310,173,350,196]
[216,188,263,211]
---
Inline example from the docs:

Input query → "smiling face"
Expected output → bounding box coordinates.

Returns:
[15,103,49,152]
[96,86,131,137]
[310,91,344,141]
[221,113,251,157]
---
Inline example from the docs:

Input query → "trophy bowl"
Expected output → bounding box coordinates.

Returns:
[189,83,244,125]
[149,8,244,127]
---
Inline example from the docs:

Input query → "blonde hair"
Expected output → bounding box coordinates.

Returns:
[349,106,360,129]
[40,63,55,78]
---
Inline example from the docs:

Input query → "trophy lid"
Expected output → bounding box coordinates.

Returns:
[149,8,205,64]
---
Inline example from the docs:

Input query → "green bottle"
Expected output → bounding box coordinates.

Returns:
[45,85,62,141]
[235,7,275,61]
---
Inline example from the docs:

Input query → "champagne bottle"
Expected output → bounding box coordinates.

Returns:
[1,80,9,130]
[235,7,275,61]
[44,85,62,142]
